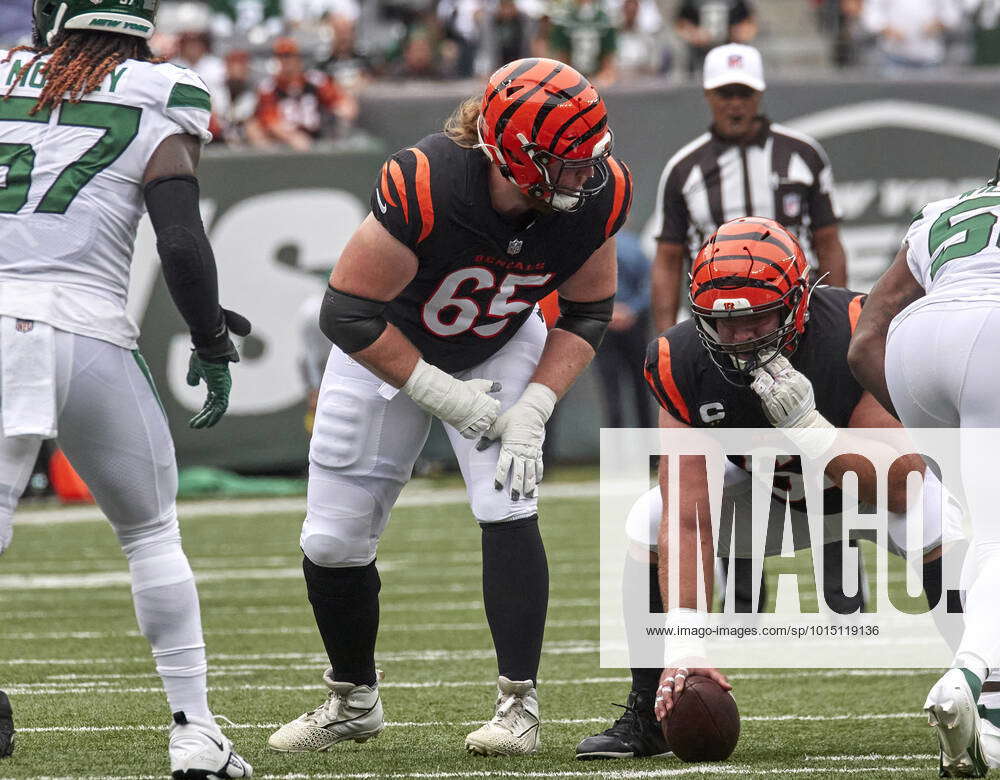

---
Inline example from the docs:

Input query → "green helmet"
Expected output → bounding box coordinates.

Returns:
[33,0,158,46]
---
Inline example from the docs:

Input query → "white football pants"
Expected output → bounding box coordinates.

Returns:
[302,311,547,568]
[0,327,211,719]
[887,299,1000,674]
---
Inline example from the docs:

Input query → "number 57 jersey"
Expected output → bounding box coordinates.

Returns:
[904,184,1000,303]
[0,51,212,349]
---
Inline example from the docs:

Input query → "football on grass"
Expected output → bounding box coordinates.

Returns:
[664,676,740,761]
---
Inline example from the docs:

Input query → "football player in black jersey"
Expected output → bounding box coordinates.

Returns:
[267,58,632,757]
[576,217,960,760]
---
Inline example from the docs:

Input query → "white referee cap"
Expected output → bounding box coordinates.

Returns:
[703,44,766,92]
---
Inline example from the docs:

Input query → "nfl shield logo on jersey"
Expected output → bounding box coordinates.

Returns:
[507,238,523,255]
[15,319,33,333]
[783,193,802,218]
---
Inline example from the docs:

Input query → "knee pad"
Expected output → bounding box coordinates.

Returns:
[625,487,660,552]
[470,487,539,524]
[301,481,384,567]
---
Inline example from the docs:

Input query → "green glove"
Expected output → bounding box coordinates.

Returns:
[187,308,251,429]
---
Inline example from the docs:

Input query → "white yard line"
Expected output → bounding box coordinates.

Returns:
[0,766,934,780]
[13,482,602,526]
[1,617,599,641]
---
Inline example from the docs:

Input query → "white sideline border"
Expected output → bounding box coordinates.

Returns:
[13,481,602,526]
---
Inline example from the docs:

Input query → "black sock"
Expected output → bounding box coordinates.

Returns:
[624,558,662,699]
[302,556,380,687]
[481,515,548,685]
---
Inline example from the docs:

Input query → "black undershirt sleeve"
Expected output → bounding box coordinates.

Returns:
[144,174,225,349]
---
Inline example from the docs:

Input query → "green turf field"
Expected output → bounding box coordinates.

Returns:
[1,482,942,779]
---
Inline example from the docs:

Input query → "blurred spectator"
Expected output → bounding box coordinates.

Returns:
[614,0,668,76]
[965,0,1000,65]
[215,49,259,144]
[319,10,376,90]
[387,21,448,79]
[593,231,654,429]
[283,0,360,29]
[0,0,32,48]
[547,0,618,83]
[675,0,757,76]
[861,0,962,72]
[246,37,358,150]
[438,0,486,77]
[814,0,863,67]
[207,0,283,44]
[495,0,530,63]
[174,30,228,115]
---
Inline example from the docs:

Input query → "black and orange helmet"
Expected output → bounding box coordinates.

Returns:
[689,217,811,384]
[477,58,612,212]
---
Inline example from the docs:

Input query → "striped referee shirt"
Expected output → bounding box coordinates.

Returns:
[653,117,840,264]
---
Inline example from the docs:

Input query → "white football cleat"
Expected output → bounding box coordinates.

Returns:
[465,676,540,756]
[267,669,383,752]
[925,669,989,777]
[168,711,252,779]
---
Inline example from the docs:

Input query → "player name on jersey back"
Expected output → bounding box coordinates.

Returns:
[0,51,213,349]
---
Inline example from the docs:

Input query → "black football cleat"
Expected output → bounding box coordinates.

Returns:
[575,690,671,760]
[0,690,14,758]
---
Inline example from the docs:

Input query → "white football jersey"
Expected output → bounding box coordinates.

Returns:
[0,51,212,349]
[905,185,1000,301]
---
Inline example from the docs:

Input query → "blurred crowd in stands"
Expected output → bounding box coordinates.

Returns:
[1,0,997,150]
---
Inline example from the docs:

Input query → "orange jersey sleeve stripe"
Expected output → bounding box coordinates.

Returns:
[656,337,691,423]
[379,163,397,207]
[408,147,434,243]
[604,157,626,239]
[388,159,408,223]
[848,294,864,333]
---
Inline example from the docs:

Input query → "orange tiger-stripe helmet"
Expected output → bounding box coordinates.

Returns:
[689,217,811,384]
[478,58,613,212]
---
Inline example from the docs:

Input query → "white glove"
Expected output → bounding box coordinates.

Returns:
[477,382,557,500]
[750,355,835,458]
[402,358,501,439]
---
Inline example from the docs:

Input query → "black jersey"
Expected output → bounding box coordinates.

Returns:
[371,132,632,373]
[644,286,866,429]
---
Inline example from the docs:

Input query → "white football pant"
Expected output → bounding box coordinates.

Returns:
[887,299,1000,676]
[302,311,547,568]
[0,328,210,720]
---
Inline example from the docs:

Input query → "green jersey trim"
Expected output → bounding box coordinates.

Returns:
[167,83,211,113]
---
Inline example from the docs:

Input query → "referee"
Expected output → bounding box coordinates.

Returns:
[651,43,848,331]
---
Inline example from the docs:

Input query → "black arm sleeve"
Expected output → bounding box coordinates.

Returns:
[554,294,615,352]
[144,175,225,349]
[319,285,388,353]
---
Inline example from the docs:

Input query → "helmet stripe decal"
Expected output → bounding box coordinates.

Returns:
[409,148,434,243]
[493,62,563,141]
[483,58,541,112]
[530,75,588,141]
[710,230,796,259]
[563,114,608,154]
[693,253,793,284]
[549,101,601,152]
[387,159,408,224]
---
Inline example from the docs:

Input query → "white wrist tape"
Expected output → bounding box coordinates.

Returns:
[664,607,709,667]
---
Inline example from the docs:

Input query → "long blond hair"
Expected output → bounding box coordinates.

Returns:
[443,96,481,148]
